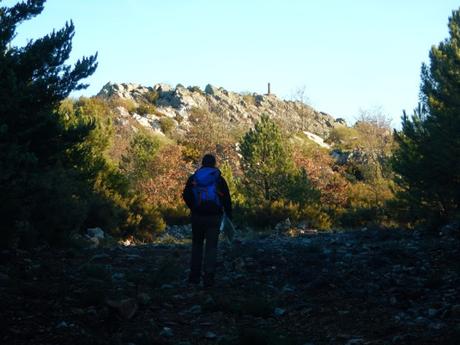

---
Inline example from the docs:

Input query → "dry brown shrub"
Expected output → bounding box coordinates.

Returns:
[140,144,192,209]
[292,146,349,212]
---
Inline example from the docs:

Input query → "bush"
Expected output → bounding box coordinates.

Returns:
[22,169,90,247]
[123,198,166,242]
[242,199,331,230]
[139,144,192,209]
[109,98,137,113]
[339,180,394,227]
[144,90,159,104]
[136,103,156,116]
[58,98,135,238]
[180,106,239,165]
[84,193,125,237]
[160,206,190,225]
[221,161,245,207]
[242,93,256,106]
[120,130,161,184]
[159,117,176,135]
[188,85,203,94]
[326,126,360,149]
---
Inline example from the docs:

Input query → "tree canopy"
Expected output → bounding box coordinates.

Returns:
[0,0,97,245]
[239,114,292,203]
[393,8,460,225]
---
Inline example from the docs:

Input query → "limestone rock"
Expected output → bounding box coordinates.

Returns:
[303,131,331,149]
[97,82,345,140]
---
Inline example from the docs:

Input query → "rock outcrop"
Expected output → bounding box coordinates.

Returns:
[96,82,346,139]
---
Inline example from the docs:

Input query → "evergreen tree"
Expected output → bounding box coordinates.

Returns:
[220,160,245,206]
[0,0,97,245]
[239,114,292,203]
[393,9,460,224]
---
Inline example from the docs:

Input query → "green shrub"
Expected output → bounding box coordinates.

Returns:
[188,85,203,94]
[84,194,125,236]
[326,126,360,149]
[221,161,245,206]
[110,98,137,113]
[27,169,91,246]
[160,206,190,225]
[338,180,394,227]
[123,198,166,242]
[144,90,159,104]
[159,117,176,135]
[242,200,331,230]
[120,130,161,183]
[136,103,156,115]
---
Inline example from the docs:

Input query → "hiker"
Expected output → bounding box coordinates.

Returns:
[182,154,232,287]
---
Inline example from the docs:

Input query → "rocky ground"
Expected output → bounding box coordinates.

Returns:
[1,226,459,345]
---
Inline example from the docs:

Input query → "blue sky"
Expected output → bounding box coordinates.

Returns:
[4,0,459,127]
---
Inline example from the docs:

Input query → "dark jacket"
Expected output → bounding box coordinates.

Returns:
[182,167,232,219]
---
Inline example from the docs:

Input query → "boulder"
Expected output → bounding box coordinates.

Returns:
[154,83,173,93]
[204,84,220,95]
[87,227,104,240]
[303,131,331,149]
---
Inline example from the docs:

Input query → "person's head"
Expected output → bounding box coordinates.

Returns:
[202,153,216,168]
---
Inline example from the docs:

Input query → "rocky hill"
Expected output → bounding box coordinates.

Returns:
[96,82,347,139]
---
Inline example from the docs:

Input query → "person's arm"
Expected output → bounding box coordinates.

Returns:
[219,176,233,220]
[182,175,195,211]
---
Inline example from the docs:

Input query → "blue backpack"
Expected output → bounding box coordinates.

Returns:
[191,167,222,208]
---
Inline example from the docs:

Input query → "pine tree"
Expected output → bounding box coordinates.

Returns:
[239,114,292,203]
[393,9,460,225]
[0,0,97,245]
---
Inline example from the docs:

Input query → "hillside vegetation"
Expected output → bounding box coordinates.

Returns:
[1,1,459,246]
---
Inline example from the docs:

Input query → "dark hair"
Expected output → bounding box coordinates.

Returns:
[202,154,216,167]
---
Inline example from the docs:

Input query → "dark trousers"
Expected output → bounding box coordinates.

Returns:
[190,214,221,282]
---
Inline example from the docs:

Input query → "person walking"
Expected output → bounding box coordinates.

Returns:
[182,154,232,287]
